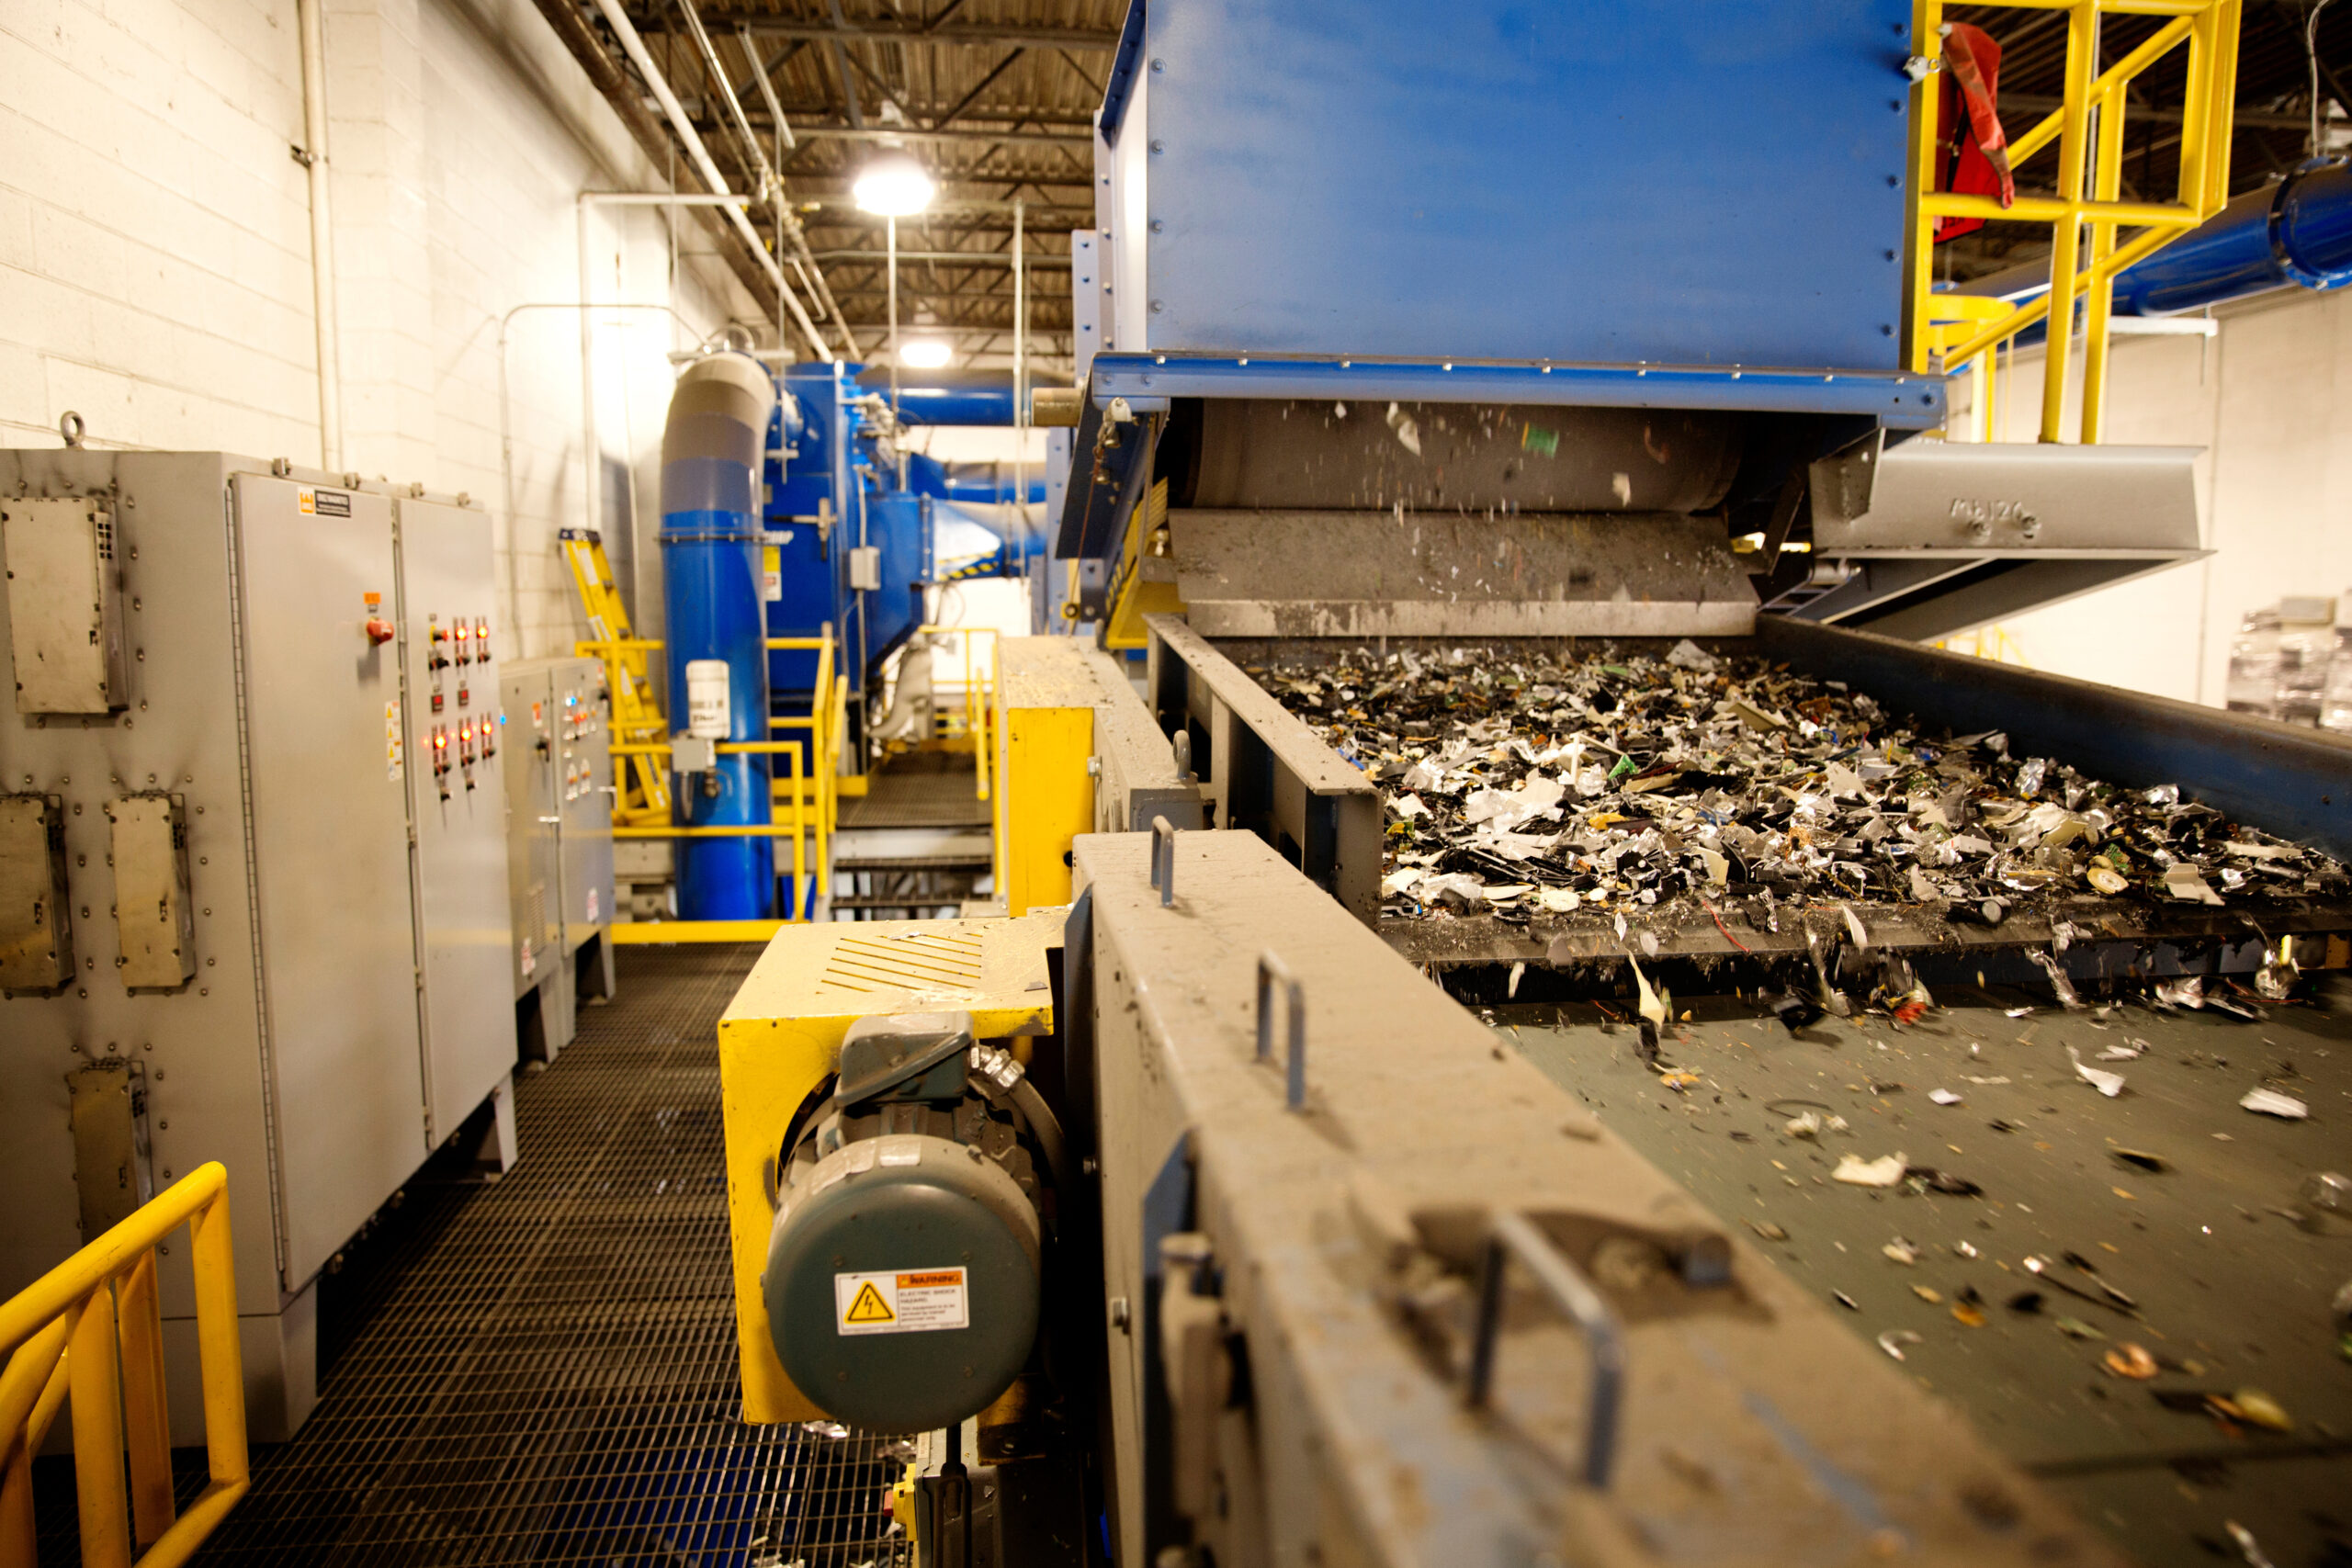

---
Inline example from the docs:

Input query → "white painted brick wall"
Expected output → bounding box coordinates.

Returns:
[1,0,773,661]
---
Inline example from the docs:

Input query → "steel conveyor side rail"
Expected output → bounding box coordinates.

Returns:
[1759,617,2352,863]
[1143,613,1382,923]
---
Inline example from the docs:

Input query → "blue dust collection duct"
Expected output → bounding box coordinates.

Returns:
[661,353,778,919]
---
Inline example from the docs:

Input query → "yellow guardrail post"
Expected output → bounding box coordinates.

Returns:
[1905,0,2239,444]
[0,1163,247,1568]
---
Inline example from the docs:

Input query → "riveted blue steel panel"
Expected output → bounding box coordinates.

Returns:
[1086,353,1947,424]
[1136,0,1913,369]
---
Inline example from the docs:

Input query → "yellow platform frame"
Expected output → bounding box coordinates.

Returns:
[716,913,1060,1423]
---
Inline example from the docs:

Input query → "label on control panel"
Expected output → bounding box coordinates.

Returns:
[834,1267,968,1336]
[385,700,404,781]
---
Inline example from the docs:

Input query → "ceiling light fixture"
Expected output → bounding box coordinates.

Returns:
[854,150,935,217]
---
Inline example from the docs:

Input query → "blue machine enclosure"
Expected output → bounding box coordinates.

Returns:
[1118,0,1914,370]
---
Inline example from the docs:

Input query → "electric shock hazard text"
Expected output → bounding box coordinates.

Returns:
[832,1267,969,1336]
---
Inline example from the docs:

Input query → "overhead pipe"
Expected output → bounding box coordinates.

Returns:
[586,0,832,362]
[1962,160,2352,323]
[850,367,1024,425]
[661,353,780,919]
[671,0,861,358]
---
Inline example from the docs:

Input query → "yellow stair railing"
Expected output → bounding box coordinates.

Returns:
[593,632,845,943]
[1,1165,247,1568]
[896,626,998,801]
[1906,0,2241,444]
[560,530,671,827]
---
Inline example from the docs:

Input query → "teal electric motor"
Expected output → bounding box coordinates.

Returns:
[762,1012,1067,1432]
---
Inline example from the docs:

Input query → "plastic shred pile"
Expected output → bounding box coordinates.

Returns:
[1254,640,2348,924]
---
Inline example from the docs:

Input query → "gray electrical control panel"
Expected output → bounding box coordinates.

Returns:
[0,451,516,1446]
[502,654,616,1061]
[394,495,519,1165]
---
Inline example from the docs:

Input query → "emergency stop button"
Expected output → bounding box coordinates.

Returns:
[364,592,395,646]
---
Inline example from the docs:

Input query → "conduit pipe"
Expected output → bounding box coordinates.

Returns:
[586,0,833,362]
[673,0,859,357]
[1962,159,2352,321]
[295,0,343,469]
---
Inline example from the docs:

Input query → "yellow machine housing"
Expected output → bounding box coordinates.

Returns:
[717,912,1059,1422]
[991,638,1111,916]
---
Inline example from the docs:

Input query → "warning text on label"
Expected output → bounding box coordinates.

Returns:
[833,1267,970,1337]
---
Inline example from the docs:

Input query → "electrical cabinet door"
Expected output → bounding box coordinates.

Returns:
[395,498,517,1141]
[502,664,562,999]
[555,659,615,948]
[230,473,426,1288]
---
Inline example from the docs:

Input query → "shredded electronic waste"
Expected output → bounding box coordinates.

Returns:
[1260,642,2347,929]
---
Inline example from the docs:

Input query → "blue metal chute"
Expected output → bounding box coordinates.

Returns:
[902,451,1047,513]
[661,352,776,919]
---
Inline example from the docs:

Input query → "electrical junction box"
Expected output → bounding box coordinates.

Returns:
[0,793,73,991]
[0,451,517,1447]
[847,544,882,592]
[1,495,129,714]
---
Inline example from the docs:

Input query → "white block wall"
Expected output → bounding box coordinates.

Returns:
[1,0,769,657]
[1945,285,2352,708]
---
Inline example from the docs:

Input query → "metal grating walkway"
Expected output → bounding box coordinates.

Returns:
[112,945,911,1568]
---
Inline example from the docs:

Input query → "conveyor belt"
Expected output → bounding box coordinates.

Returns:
[32,947,910,1567]
[1487,982,2352,1568]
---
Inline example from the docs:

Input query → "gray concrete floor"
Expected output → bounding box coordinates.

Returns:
[1487,983,2352,1568]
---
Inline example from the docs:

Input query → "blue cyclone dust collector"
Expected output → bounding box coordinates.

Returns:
[661,353,778,920]
[660,355,1039,919]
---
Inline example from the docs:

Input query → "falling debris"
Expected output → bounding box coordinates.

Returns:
[2111,1149,2169,1173]
[2305,1172,2350,1214]
[2066,1046,2126,1098]
[1929,1089,1963,1106]
[1746,1219,1790,1242]
[1878,1329,1924,1361]
[1883,1238,1919,1266]
[1911,1284,1944,1304]
[2225,1521,2277,1568]
[1834,1153,1907,1188]
[2239,1088,2309,1120]
[2054,1316,2106,1341]
[2223,1389,2292,1432]
[2030,952,2086,1010]
[2102,1343,2159,1380]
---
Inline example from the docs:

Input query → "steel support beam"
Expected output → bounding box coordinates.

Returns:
[665,15,1121,48]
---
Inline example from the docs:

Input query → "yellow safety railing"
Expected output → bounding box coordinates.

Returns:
[910,626,997,801]
[1,1165,246,1568]
[562,533,671,827]
[582,628,845,942]
[1906,0,2241,443]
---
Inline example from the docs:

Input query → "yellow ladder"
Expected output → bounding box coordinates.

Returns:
[560,530,671,826]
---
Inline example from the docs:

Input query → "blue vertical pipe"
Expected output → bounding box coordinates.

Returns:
[661,353,778,919]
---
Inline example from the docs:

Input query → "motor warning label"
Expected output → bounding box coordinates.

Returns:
[834,1268,968,1336]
